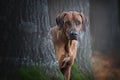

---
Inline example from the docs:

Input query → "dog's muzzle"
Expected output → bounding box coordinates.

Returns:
[69,28,78,40]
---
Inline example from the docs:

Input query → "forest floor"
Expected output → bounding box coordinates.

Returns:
[91,51,120,80]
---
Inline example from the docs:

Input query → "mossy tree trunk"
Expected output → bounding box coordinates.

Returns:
[0,0,64,80]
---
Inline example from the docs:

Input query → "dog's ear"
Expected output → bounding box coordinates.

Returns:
[56,12,67,30]
[79,12,88,32]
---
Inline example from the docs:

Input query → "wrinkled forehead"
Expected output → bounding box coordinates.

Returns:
[64,12,82,22]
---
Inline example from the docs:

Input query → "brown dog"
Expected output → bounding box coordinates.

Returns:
[51,11,87,80]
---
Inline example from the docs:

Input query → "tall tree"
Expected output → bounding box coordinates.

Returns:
[0,0,64,79]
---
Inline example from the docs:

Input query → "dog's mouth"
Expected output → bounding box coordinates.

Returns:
[67,28,79,40]
[68,35,78,40]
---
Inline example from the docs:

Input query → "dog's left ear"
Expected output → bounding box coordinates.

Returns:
[79,12,88,32]
[56,12,67,30]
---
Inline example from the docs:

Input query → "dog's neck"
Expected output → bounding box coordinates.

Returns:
[57,29,67,43]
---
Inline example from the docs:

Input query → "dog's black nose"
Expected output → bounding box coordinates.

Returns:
[70,29,78,36]
[69,28,78,40]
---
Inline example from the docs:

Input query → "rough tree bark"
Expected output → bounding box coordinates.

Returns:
[0,0,64,79]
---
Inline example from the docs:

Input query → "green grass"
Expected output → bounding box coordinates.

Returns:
[71,64,94,80]
[17,66,51,80]
[0,64,95,80]
[0,66,64,80]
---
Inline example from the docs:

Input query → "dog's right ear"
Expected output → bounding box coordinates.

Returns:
[56,12,67,30]
[79,12,89,32]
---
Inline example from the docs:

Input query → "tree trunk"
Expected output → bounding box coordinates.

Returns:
[48,0,94,79]
[0,0,64,80]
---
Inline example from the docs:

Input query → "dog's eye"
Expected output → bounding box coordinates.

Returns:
[65,21,71,26]
[76,20,81,25]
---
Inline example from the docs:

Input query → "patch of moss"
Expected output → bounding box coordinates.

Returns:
[71,64,94,80]
[0,66,64,80]
[17,66,51,80]
[49,71,65,80]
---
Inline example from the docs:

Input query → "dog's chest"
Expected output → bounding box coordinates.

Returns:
[55,41,78,60]
[54,44,66,60]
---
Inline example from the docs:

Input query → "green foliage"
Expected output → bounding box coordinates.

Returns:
[17,66,51,80]
[0,65,95,80]
[71,64,94,80]
[0,65,65,80]
[57,72,65,80]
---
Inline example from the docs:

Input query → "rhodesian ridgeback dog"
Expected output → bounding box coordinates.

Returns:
[51,11,87,80]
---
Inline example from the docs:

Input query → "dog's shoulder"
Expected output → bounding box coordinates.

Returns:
[50,25,58,33]
[50,26,58,36]
[50,26,59,42]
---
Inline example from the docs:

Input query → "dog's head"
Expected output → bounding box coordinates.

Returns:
[56,11,87,40]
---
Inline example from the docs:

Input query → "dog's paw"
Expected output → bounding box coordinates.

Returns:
[63,56,70,63]
[61,56,70,68]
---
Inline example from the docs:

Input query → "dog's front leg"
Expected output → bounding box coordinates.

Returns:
[61,66,71,80]
[65,66,71,80]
